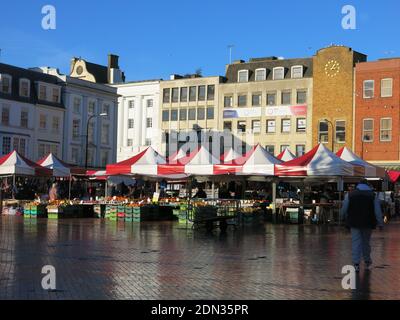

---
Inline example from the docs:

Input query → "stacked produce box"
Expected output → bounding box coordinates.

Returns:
[46,205,63,219]
[24,203,47,218]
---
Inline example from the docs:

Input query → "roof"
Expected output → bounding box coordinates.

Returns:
[224,57,313,83]
[84,61,109,84]
[0,63,64,109]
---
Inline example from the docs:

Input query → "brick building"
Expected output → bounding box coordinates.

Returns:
[354,58,400,168]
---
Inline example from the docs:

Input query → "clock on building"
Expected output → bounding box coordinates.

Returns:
[324,60,340,77]
[76,66,84,75]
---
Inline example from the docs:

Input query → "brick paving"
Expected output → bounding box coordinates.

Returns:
[0,216,399,300]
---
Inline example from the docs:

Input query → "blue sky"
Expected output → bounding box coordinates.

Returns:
[1,0,399,81]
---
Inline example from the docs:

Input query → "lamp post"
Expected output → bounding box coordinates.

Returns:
[85,113,107,169]
[323,118,334,152]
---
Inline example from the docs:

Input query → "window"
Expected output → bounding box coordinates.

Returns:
[362,119,373,142]
[19,79,30,97]
[73,97,81,113]
[281,91,291,105]
[335,120,346,143]
[318,121,329,143]
[267,92,276,106]
[128,100,135,109]
[255,68,266,81]
[197,108,205,120]
[39,114,47,130]
[13,137,26,156]
[72,119,80,140]
[265,145,275,155]
[273,67,285,80]
[179,108,187,120]
[189,86,197,101]
[88,101,96,114]
[172,87,179,102]
[180,87,188,102]
[146,118,153,128]
[198,86,206,101]
[171,109,178,121]
[296,118,306,133]
[296,90,307,104]
[51,117,59,134]
[101,124,109,144]
[252,94,261,106]
[39,85,47,100]
[71,148,79,164]
[101,104,110,116]
[380,118,392,141]
[163,88,170,103]
[224,96,233,108]
[145,139,152,146]
[381,78,393,97]
[266,120,276,133]
[291,66,303,79]
[88,122,95,143]
[52,88,60,103]
[363,80,374,98]
[223,121,232,132]
[38,143,58,158]
[280,145,290,153]
[128,119,134,129]
[238,70,249,83]
[1,105,10,125]
[207,107,214,120]
[207,85,215,100]
[20,110,28,128]
[147,99,153,108]
[237,121,246,133]
[296,145,306,156]
[188,108,196,120]
[127,139,133,147]
[2,137,11,155]
[238,95,247,107]
[101,151,109,167]
[162,110,170,122]
[281,119,291,133]
[0,74,11,93]
[252,120,261,133]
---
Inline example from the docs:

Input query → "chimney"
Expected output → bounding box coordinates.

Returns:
[108,54,119,69]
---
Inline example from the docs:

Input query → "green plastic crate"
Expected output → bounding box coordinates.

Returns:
[48,213,58,219]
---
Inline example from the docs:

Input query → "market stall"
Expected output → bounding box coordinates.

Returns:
[277,148,296,162]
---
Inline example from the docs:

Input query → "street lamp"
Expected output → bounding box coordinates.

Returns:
[323,118,334,152]
[85,113,107,169]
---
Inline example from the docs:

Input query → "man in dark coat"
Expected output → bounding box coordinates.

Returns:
[341,179,384,272]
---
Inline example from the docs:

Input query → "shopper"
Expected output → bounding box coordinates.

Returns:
[49,183,59,202]
[193,186,207,199]
[340,179,384,272]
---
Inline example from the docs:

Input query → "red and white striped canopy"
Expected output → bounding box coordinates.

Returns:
[106,147,166,176]
[37,153,85,177]
[336,147,386,178]
[275,144,356,177]
[241,144,281,176]
[184,146,220,175]
[0,151,51,176]
[277,148,296,162]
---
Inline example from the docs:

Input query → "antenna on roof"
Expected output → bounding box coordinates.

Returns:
[227,45,235,64]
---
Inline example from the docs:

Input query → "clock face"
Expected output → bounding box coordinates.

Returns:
[324,60,340,77]
[76,66,84,75]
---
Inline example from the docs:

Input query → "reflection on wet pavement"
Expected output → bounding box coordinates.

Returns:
[0,216,399,300]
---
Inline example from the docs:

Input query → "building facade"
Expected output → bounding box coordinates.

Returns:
[159,75,223,156]
[219,56,313,157]
[354,58,400,168]
[0,63,64,160]
[312,45,367,152]
[113,80,161,161]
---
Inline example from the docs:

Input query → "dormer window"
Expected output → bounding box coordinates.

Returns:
[291,65,304,79]
[39,85,47,100]
[0,74,12,94]
[238,70,249,83]
[255,68,266,81]
[273,67,285,80]
[52,87,60,103]
[19,79,30,97]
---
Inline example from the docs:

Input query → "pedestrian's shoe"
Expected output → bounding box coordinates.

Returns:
[354,264,360,273]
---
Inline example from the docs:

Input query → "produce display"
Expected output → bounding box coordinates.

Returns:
[24,202,47,219]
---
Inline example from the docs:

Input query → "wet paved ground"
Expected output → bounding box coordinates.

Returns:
[0,216,399,300]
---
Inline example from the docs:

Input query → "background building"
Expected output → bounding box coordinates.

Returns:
[220,56,313,156]
[354,58,400,169]
[113,80,161,161]
[312,45,367,152]
[0,63,64,160]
